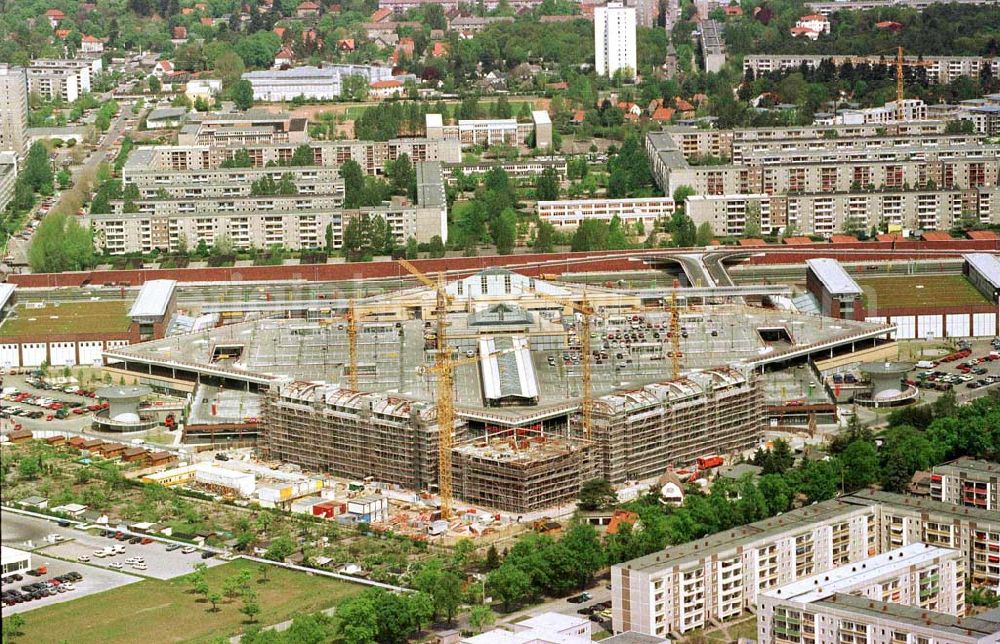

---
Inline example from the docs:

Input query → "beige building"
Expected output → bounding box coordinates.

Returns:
[930,459,999,511]
[124,139,460,177]
[744,54,1000,85]
[757,544,968,644]
[685,187,1000,237]
[537,196,675,229]
[611,491,1000,638]
[92,197,442,254]
[425,112,551,149]
[762,594,1000,644]
[647,128,1000,236]
[0,152,17,213]
[0,64,28,159]
[176,111,309,147]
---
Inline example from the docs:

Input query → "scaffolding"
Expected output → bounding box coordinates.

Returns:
[580,367,764,484]
[451,428,594,513]
[262,381,466,492]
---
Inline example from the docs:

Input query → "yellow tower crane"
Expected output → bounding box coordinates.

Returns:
[346,298,360,391]
[893,46,933,124]
[669,278,682,380]
[397,258,459,518]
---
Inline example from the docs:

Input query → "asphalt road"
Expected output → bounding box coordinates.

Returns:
[5,106,132,268]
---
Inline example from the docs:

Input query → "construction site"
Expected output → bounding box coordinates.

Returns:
[102,263,895,516]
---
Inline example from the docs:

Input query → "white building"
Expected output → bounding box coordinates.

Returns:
[791,14,830,40]
[185,79,222,101]
[757,544,966,643]
[80,35,104,53]
[595,2,637,78]
[0,64,27,159]
[537,196,674,229]
[242,65,400,101]
[1,546,31,579]
[462,613,592,644]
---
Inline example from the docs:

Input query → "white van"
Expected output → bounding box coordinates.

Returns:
[915,360,936,369]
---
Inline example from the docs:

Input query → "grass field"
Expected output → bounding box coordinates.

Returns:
[0,300,131,338]
[857,274,991,310]
[12,560,360,644]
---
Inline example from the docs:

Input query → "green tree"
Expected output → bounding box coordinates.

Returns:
[28,212,94,273]
[23,142,54,195]
[386,153,415,198]
[334,591,379,643]
[534,220,556,253]
[264,535,295,561]
[239,586,261,623]
[534,167,560,201]
[468,604,495,633]
[2,613,25,641]
[494,208,517,255]
[230,80,254,111]
[341,159,365,208]
[413,558,463,624]
[840,440,879,492]
[213,51,246,88]
[487,563,532,611]
[427,235,446,258]
[405,236,419,259]
[207,591,221,612]
[147,75,161,94]
[695,222,714,246]
[290,144,314,167]
[672,185,696,207]
[578,478,616,510]
[342,74,369,101]
[57,168,72,189]
[560,522,604,588]
[743,202,762,238]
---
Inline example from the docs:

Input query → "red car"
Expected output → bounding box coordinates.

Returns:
[140,538,153,545]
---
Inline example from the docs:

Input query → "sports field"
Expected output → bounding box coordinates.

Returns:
[0,300,131,338]
[10,560,360,644]
[857,275,991,311]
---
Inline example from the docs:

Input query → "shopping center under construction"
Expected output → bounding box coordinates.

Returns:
[102,267,896,513]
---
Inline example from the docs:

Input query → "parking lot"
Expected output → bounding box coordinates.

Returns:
[2,512,144,616]
[3,512,224,601]
[44,528,225,581]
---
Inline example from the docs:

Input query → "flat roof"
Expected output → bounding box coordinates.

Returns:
[618,498,871,573]
[0,545,31,565]
[763,543,957,604]
[425,113,443,128]
[147,107,189,121]
[129,279,177,319]
[964,253,1000,290]
[0,283,14,310]
[531,110,551,125]
[933,458,999,478]
[806,257,861,295]
[844,489,1000,526]
[815,593,1000,640]
[856,274,991,310]
[516,612,589,632]
[0,300,131,339]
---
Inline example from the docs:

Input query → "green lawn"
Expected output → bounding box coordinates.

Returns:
[0,300,131,339]
[13,560,360,644]
[857,274,991,310]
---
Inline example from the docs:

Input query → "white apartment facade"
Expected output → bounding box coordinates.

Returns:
[595,2,637,78]
[242,65,400,101]
[757,544,967,644]
[612,491,1000,638]
[425,112,550,149]
[0,64,28,159]
[537,197,675,229]
[92,200,444,254]
[612,501,878,638]
[757,544,966,644]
